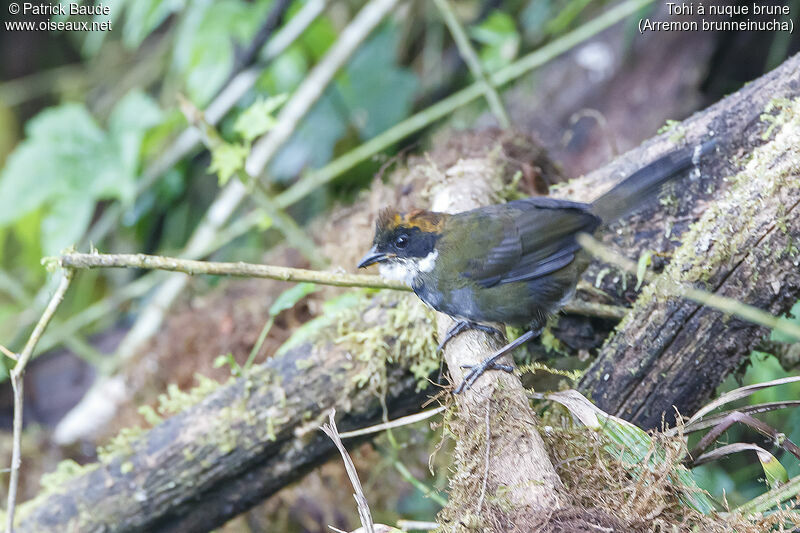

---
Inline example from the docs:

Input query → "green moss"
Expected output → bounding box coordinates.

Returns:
[657,119,680,135]
[156,373,224,417]
[97,426,146,463]
[39,459,99,492]
[331,292,439,394]
[294,357,313,370]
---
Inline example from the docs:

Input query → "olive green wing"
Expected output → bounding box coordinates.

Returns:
[457,198,600,288]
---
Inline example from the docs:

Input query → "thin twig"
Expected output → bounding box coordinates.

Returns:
[6,269,74,533]
[397,521,439,531]
[338,407,446,439]
[57,251,626,321]
[680,400,800,434]
[58,252,407,291]
[576,233,800,341]
[684,411,800,466]
[0,345,17,361]
[246,0,402,178]
[432,0,510,127]
[321,410,375,533]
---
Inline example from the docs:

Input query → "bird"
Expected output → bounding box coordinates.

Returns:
[358,140,716,393]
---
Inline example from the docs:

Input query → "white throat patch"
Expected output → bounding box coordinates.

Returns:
[418,249,438,273]
[378,250,438,286]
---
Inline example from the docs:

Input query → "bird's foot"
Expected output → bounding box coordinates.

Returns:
[454,359,514,394]
[452,328,538,394]
[437,321,504,353]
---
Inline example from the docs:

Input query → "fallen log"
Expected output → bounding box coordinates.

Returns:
[576,53,800,429]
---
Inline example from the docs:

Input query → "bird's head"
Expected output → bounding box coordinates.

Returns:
[358,208,444,284]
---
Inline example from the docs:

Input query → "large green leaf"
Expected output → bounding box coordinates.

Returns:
[337,25,419,139]
[110,89,165,176]
[41,195,96,257]
[0,92,163,254]
[0,104,105,226]
[269,91,347,182]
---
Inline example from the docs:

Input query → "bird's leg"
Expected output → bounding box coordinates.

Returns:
[437,320,504,352]
[454,328,539,394]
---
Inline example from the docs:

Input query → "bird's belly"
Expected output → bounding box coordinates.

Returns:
[414,277,574,328]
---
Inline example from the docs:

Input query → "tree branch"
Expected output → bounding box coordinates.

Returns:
[6,270,74,533]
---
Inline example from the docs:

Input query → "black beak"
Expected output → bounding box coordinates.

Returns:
[358,247,389,268]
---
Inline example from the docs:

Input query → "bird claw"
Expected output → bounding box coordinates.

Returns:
[451,328,539,394]
[454,360,514,394]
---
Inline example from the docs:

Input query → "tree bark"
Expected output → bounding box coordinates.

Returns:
[575,54,800,428]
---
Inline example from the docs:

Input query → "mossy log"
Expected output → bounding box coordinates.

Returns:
[13,295,439,533]
[576,54,800,428]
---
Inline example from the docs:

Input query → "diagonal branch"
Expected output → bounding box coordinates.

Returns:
[6,270,74,533]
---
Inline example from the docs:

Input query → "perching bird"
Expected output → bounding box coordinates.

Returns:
[358,140,716,392]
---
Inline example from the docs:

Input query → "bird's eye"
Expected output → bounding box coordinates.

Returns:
[394,234,409,249]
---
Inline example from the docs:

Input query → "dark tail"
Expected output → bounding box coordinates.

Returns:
[590,139,717,222]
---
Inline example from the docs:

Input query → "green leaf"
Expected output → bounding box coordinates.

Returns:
[233,94,288,142]
[337,25,419,139]
[41,195,95,256]
[299,15,337,60]
[470,11,520,72]
[109,90,164,195]
[269,283,318,316]
[270,91,346,182]
[635,250,652,291]
[208,142,248,185]
[270,25,418,182]
[262,46,308,93]
[759,448,788,488]
[0,104,105,226]
[0,94,162,254]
